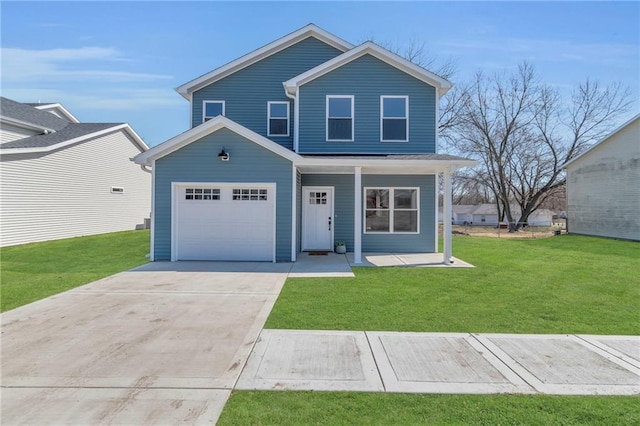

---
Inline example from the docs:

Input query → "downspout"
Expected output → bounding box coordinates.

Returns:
[140,164,152,173]
[284,85,299,153]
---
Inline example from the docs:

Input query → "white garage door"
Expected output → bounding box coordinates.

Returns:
[173,183,275,261]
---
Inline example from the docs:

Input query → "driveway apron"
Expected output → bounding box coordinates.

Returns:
[1,261,291,425]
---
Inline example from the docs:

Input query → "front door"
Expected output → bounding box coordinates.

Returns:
[302,187,333,251]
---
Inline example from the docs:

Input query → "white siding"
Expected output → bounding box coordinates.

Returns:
[0,123,38,143]
[566,118,640,241]
[0,130,151,247]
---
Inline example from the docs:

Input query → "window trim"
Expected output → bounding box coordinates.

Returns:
[326,95,354,142]
[202,100,226,122]
[363,187,420,234]
[380,96,409,142]
[267,101,290,137]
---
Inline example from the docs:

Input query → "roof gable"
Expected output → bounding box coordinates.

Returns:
[562,114,640,169]
[284,41,453,98]
[133,116,300,166]
[32,103,80,123]
[175,24,353,101]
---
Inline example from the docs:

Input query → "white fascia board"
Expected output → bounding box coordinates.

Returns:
[295,156,477,170]
[121,124,149,152]
[284,41,453,97]
[562,113,640,169]
[175,24,353,101]
[33,103,80,123]
[0,115,55,133]
[0,124,133,155]
[133,116,301,166]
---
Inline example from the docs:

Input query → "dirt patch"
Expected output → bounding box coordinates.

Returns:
[441,225,566,239]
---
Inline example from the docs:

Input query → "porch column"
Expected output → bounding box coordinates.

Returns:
[443,168,453,264]
[354,166,362,264]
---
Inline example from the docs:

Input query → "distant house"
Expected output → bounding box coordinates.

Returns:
[0,97,151,247]
[563,114,639,241]
[438,204,554,226]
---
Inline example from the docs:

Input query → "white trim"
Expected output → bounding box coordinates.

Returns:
[0,123,149,155]
[284,41,453,97]
[33,103,80,123]
[202,100,225,123]
[133,115,299,166]
[363,187,420,234]
[171,182,277,262]
[434,173,439,254]
[326,95,354,142]
[301,186,334,251]
[294,92,300,151]
[291,165,297,262]
[435,94,440,153]
[267,101,290,137]
[562,114,640,168]
[150,159,156,261]
[380,96,409,142]
[354,167,362,264]
[443,169,453,263]
[176,24,353,100]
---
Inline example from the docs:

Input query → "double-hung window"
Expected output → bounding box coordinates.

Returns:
[267,101,290,136]
[365,187,419,233]
[381,96,408,142]
[203,101,225,122]
[326,95,354,141]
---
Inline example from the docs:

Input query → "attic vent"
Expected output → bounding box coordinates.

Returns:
[111,186,124,194]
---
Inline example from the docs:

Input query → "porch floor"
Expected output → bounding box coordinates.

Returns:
[289,252,474,278]
[347,252,474,268]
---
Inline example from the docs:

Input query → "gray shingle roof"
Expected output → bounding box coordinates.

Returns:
[1,97,69,131]
[0,123,121,149]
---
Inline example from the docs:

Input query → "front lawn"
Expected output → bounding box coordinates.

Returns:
[266,235,640,335]
[219,392,639,425]
[0,230,149,312]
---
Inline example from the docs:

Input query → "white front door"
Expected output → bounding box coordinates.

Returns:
[302,187,333,251]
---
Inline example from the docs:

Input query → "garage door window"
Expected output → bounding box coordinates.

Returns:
[233,188,268,201]
[186,188,220,200]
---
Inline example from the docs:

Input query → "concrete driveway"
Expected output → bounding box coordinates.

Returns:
[1,261,291,425]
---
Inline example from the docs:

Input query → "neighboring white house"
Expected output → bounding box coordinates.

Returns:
[563,114,640,241]
[439,204,554,226]
[0,97,151,247]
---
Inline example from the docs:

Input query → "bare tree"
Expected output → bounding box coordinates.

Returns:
[455,62,630,231]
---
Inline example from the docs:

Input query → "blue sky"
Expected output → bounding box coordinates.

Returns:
[2,1,638,146]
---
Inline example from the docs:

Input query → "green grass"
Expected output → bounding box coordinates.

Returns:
[219,392,640,425]
[0,230,150,312]
[266,235,640,335]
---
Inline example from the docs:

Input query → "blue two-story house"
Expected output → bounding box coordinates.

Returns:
[134,24,475,263]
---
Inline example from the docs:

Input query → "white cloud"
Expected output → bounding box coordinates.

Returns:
[1,46,173,83]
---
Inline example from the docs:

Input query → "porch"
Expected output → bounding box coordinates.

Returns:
[289,251,474,278]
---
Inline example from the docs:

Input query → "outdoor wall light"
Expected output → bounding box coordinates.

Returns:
[218,149,229,161]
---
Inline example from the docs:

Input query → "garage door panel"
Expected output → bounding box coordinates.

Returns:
[174,184,275,261]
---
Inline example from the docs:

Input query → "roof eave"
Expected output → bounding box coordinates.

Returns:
[283,42,453,96]
[175,24,354,101]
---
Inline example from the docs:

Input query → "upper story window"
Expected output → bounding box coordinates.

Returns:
[203,101,225,122]
[326,95,354,142]
[267,101,290,137]
[381,96,408,142]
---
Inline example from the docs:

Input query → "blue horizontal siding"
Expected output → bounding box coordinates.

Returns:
[362,174,436,253]
[192,37,343,150]
[154,128,292,261]
[299,173,435,254]
[299,54,436,154]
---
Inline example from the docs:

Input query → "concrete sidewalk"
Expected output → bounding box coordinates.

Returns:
[237,330,640,395]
